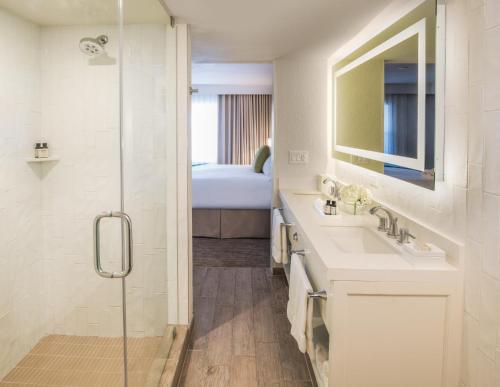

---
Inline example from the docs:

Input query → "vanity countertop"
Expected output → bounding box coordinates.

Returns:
[279,189,459,282]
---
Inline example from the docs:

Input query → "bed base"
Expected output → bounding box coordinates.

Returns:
[192,209,270,239]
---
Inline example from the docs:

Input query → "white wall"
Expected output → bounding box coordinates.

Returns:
[0,9,46,379]
[461,1,500,385]
[274,0,467,240]
[193,84,273,95]
[165,23,193,326]
[332,0,468,241]
[273,0,500,385]
[273,58,329,189]
[192,63,274,94]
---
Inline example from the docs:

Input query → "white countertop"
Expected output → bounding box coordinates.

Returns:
[280,189,459,282]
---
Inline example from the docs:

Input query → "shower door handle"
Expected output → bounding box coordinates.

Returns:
[93,211,133,279]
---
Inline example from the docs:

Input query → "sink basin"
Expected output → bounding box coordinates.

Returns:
[322,226,397,254]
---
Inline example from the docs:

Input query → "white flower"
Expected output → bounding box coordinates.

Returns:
[339,184,372,206]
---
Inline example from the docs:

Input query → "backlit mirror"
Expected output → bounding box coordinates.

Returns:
[330,0,444,190]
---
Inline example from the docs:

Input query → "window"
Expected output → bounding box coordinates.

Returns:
[191,95,218,164]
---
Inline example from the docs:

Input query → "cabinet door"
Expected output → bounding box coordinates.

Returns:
[329,281,456,387]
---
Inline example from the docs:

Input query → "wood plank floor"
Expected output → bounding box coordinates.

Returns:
[179,266,315,387]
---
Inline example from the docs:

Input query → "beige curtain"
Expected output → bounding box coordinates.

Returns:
[218,94,272,165]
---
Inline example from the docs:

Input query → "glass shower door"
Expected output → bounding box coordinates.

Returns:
[0,0,171,385]
[120,1,171,385]
[0,0,130,386]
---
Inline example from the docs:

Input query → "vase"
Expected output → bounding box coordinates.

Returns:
[341,201,366,215]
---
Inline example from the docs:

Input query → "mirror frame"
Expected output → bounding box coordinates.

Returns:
[328,1,446,180]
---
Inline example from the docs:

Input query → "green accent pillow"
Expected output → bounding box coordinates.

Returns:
[253,145,271,173]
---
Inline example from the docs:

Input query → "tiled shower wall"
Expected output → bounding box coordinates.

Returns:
[40,24,169,338]
[40,25,124,339]
[0,9,46,379]
[0,8,169,379]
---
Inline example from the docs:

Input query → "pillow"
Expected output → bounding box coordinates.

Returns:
[262,156,272,176]
[253,145,271,173]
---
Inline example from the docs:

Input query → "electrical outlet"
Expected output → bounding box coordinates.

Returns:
[289,150,309,164]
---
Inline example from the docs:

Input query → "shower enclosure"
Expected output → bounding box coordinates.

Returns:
[0,0,175,385]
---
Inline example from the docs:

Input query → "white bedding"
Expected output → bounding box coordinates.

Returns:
[192,164,272,209]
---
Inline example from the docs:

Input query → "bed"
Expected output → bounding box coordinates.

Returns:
[192,164,272,238]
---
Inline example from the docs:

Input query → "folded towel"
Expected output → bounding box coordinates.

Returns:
[272,209,286,263]
[316,360,329,387]
[313,324,330,347]
[315,343,329,386]
[287,254,313,353]
[306,299,314,356]
[315,342,328,364]
[322,360,329,384]
[281,226,289,264]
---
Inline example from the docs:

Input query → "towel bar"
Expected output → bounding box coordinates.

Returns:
[279,224,293,237]
[308,290,327,300]
[291,249,308,256]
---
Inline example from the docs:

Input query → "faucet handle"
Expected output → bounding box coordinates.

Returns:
[397,227,416,244]
[376,216,388,232]
[387,217,399,238]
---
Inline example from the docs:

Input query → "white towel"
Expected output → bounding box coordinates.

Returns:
[287,254,313,353]
[272,209,286,263]
[314,343,329,386]
[281,225,289,264]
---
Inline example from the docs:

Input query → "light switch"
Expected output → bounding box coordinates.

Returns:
[289,150,309,164]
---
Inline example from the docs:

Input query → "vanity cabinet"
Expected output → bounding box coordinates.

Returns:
[327,280,460,387]
[280,191,463,387]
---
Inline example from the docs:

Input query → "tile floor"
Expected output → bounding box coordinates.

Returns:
[0,335,162,387]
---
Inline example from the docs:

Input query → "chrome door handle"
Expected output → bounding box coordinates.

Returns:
[93,211,133,279]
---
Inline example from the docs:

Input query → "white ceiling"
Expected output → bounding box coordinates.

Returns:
[165,0,393,62]
[0,0,169,26]
[192,63,273,85]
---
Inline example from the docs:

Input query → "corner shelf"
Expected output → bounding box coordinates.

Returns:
[26,156,60,163]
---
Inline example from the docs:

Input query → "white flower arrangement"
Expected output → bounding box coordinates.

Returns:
[339,184,372,214]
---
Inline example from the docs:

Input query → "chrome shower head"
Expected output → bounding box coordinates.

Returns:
[79,35,109,57]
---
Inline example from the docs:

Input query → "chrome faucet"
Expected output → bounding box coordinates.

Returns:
[397,228,416,244]
[322,177,340,199]
[369,206,399,238]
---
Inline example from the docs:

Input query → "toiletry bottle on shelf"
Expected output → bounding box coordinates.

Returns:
[34,143,41,158]
[38,142,49,158]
